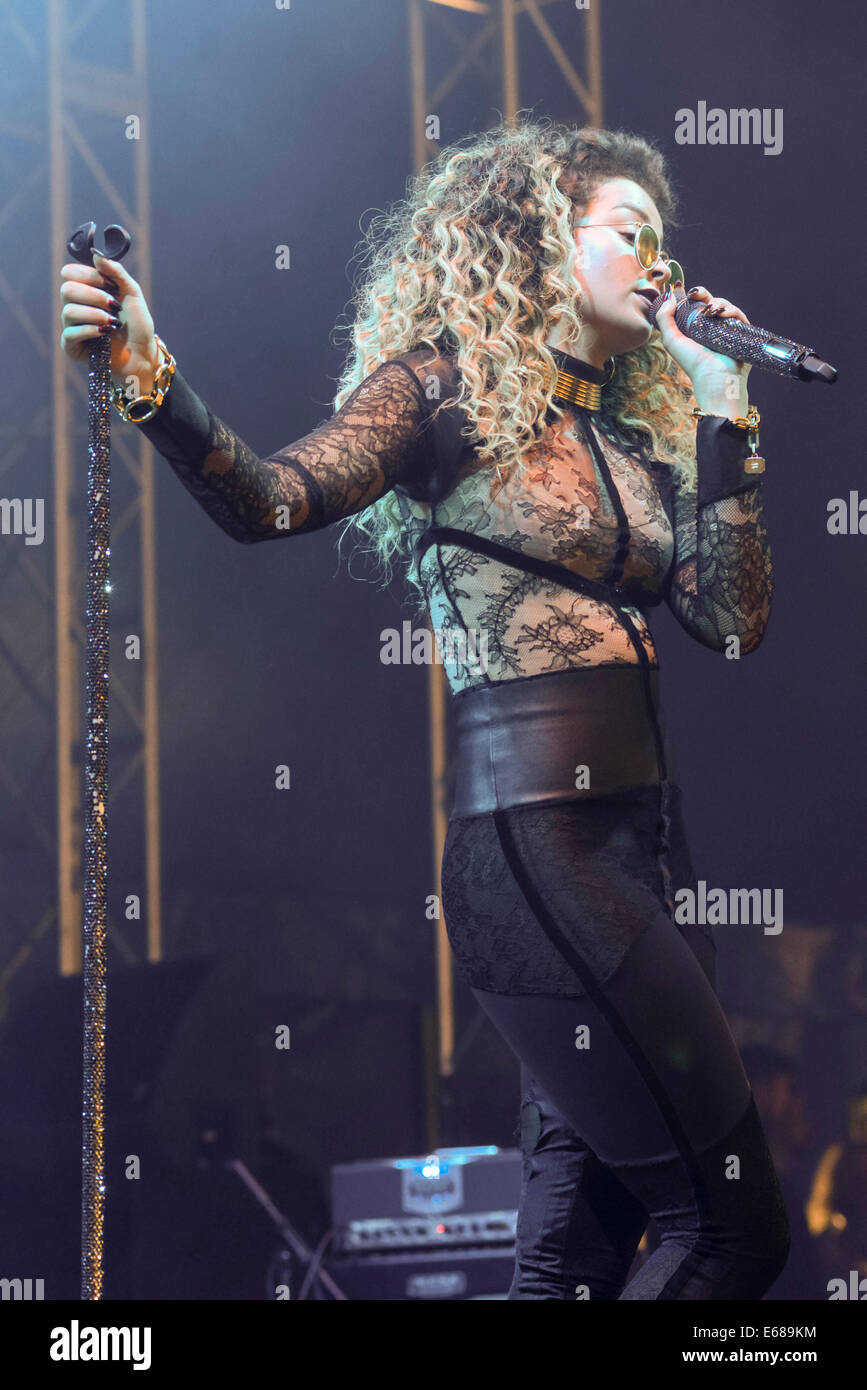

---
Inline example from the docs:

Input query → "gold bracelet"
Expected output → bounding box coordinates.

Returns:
[110,334,176,423]
[691,404,765,475]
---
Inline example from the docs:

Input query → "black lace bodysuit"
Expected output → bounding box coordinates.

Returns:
[134,346,773,997]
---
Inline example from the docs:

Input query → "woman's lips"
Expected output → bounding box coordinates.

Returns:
[632,291,655,315]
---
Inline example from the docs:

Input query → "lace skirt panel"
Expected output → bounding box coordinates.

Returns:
[440,666,705,998]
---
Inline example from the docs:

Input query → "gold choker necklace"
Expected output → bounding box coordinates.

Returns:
[542,351,614,411]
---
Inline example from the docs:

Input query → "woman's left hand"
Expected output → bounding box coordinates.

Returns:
[653,284,752,410]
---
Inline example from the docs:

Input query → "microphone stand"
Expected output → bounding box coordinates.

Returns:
[196,1129,348,1300]
[66,219,133,1301]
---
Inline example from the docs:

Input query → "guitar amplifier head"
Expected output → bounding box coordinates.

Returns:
[330,1146,521,1253]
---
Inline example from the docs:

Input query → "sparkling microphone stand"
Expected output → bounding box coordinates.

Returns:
[65,219,131,1300]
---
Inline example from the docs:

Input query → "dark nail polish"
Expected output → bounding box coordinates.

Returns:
[108,298,122,314]
[98,324,115,335]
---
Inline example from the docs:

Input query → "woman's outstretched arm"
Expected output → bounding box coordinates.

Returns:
[663,415,773,655]
[60,252,448,542]
[131,357,439,543]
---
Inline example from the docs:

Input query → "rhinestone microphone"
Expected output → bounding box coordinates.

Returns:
[647,292,838,383]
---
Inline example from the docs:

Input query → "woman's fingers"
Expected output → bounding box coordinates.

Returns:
[59,266,124,361]
[60,261,105,288]
[92,251,140,298]
[59,253,156,372]
[60,280,118,319]
[60,275,120,326]
[61,322,115,346]
[59,256,132,339]
[707,299,750,324]
[61,299,118,328]
[687,287,750,324]
[60,252,139,299]
[60,262,123,333]
[60,320,119,364]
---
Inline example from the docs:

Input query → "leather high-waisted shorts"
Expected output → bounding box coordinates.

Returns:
[450,665,679,817]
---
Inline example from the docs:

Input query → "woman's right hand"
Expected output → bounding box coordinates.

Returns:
[60,251,160,394]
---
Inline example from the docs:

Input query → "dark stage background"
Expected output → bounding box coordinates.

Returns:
[1,0,864,1300]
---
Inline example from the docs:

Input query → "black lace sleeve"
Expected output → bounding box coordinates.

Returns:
[664,415,773,655]
[129,355,443,543]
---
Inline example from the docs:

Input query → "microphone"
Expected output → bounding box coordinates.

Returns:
[647,292,838,384]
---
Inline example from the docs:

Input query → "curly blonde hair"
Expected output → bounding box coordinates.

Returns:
[332,115,698,592]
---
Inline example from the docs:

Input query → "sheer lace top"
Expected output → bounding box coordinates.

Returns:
[134,346,773,693]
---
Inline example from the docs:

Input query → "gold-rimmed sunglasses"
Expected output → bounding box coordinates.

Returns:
[574,220,684,288]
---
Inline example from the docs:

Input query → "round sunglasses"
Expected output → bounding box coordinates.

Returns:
[575,219,684,289]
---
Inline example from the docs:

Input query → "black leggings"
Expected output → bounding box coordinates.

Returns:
[460,808,791,1300]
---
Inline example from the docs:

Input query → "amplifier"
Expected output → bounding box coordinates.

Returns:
[330,1146,521,1251]
[331,1146,521,1250]
[323,1245,514,1300]
[326,1146,522,1299]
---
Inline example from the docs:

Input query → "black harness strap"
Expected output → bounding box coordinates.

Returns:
[573,410,632,585]
[411,524,665,611]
